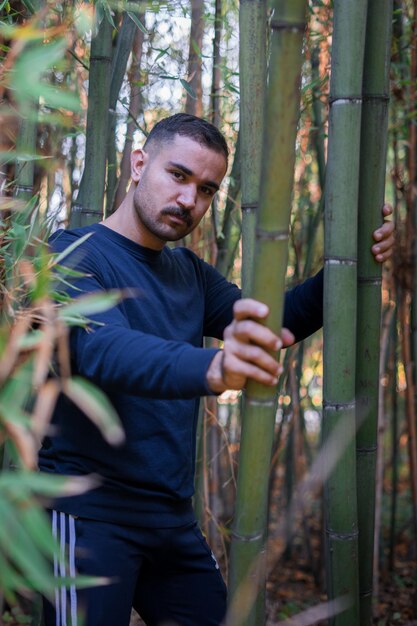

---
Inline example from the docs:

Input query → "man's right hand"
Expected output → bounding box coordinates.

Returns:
[206,299,294,394]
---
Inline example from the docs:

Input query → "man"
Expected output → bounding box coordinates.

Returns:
[40,114,394,626]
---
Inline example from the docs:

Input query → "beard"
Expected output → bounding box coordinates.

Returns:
[133,187,194,243]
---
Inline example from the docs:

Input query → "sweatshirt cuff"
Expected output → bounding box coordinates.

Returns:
[175,347,222,397]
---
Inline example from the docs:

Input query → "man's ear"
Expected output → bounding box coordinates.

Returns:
[131,149,147,183]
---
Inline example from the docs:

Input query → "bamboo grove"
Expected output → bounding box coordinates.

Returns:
[0,0,416,624]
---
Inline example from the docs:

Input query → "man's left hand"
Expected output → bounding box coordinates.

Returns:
[371,203,394,263]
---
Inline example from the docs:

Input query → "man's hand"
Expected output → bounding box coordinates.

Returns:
[206,299,294,394]
[371,203,394,263]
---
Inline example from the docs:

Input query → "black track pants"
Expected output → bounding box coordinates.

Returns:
[43,512,227,626]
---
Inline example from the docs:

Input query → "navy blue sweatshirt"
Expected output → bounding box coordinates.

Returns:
[39,224,323,527]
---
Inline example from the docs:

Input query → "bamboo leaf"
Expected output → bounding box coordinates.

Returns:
[154,47,169,62]
[180,78,196,99]
[0,499,53,590]
[0,360,33,414]
[0,471,98,498]
[58,290,122,318]
[11,39,80,111]
[54,265,88,279]
[50,232,93,266]
[62,377,124,445]
[127,10,147,34]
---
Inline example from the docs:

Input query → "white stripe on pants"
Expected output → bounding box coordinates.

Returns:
[51,511,78,626]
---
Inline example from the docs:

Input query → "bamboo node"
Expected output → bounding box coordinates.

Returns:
[71,204,103,215]
[325,257,356,266]
[90,55,112,63]
[357,276,382,285]
[14,184,33,194]
[255,228,288,242]
[231,530,263,542]
[356,445,377,454]
[323,401,355,411]
[270,20,305,33]
[241,203,258,213]
[325,529,359,541]
[362,94,390,102]
[329,97,362,106]
[246,396,276,407]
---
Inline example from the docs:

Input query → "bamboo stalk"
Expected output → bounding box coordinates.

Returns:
[373,303,395,599]
[216,132,241,279]
[13,0,44,203]
[210,0,222,127]
[106,12,138,214]
[185,0,204,117]
[113,24,145,211]
[14,108,37,203]
[355,2,393,622]
[227,3,307,624]
[388,314,399,573]
[239,0,267,296]
[323,2,368,624]
[70,15,113,227]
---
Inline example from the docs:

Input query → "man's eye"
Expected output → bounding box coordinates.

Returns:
[201,187,214,197]
[172,171,184,180]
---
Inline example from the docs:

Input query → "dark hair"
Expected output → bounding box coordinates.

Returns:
[143,113,229,163]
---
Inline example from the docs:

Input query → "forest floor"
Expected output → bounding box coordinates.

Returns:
[130,519,416,626]
[265,505,417,625]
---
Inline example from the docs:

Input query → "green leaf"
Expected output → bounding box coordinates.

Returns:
[127,11,147,34]
[0,498,52,591]
[0,360,33,415]
[0,470,97,498]
[15,330,42,350]
[63,377,124,445]
[103,3,116,28]
[180,78,196,100]
[154,47,169,62]
[51,232,93,266]
[58,291,122,318]
[11,39,80,112]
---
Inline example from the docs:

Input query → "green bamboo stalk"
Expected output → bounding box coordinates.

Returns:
[216,132,241,278]
[113,24,145,211]
[184,0,204,117]
[355,2,393,623]
[227,3,307,625]
[210,0,222,127]
[106,12,138,215]
[323,2,368,624]
[388,311,398,573]
[70,15,113,227]
[239,0,267,297]
[14,108,37,203]
[13,0,44,203]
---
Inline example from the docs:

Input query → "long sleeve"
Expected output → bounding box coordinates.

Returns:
[52,229,219,399]
[283,269,323,341]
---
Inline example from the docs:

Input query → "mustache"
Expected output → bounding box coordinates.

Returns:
[161,207,193,227]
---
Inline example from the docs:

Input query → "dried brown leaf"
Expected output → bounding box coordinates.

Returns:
[0,314,32,385]
[4,420,37,469]
[31,378,61,442]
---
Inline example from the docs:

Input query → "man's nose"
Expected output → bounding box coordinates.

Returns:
[177,185,197,209]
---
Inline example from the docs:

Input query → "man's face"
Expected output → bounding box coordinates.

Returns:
[131,135,227,249]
